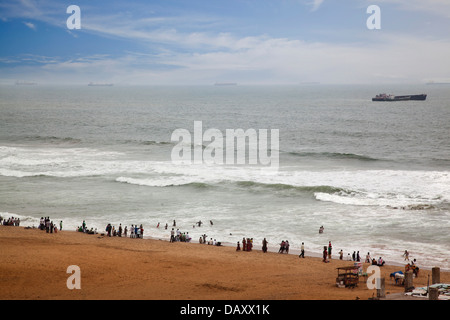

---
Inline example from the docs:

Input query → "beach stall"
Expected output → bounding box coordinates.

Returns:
[336,266,359,288]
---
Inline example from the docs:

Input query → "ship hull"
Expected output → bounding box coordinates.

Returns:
[372,94,427,101]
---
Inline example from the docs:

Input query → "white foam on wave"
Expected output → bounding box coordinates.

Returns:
[116,176,219,187]
[0,211,41,226]
[314,191,444,207]
[145,163,450,206]
[1,145,449,208]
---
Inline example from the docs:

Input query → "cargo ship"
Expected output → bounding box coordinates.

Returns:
[214,82,237,86]
[15,80,37,85]
[372,93,427,101]
[88,82,113,86]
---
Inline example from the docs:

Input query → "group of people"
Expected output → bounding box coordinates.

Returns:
[319,242,390,268]
[5,216,418,275]
[39,217,61,233]
[405,258,420,276]
[169,228,192,243]
[322,241,333,262]
[198,234,221,246]
[236,237,254,251]
[278,240,290,254]
[104,223,144,238]
[0,216,20,226]
[77,220,96,234]
[169,228,192,242]
[403,250,420,276]
[371,257,386,266]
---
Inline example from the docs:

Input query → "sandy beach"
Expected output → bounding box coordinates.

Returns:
[1,226,448,301]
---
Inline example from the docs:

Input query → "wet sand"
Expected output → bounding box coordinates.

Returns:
[1,226,448,300]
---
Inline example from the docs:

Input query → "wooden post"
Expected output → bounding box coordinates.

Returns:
[429,287,439,300]
[404,271,414,292]
[376,278,386,298]
[432,267,440,284]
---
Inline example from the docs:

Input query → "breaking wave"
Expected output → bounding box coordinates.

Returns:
[284,151,380,161]
[21,135,82,145]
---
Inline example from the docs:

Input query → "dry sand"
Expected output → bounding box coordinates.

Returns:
[1,226,448,300]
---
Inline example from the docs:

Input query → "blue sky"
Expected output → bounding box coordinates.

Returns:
[1,0,450,85]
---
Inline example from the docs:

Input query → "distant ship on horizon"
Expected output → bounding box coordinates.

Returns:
[214,82,237,86]
[88,82,113,86]
[300,81,320,85]
[15,80,37,86]
[426,81,450,85]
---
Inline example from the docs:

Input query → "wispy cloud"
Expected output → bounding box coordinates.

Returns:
[23,21,36,30]
[1,0,450,85]
[364,0,450,18]
[309,0,324,12]
[7,32,447,85]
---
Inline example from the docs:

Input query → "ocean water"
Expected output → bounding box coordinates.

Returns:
[1,84,449,270]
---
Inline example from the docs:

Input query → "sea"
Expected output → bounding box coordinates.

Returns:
[1,84,449,270]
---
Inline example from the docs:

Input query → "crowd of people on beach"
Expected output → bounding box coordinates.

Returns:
[39,217,60,233]
[169,227,193,243]
[103,223,145,238]
[73,221,147,239]
[71,218,219,245]
[236,237,253,251]
[168,219,221,245]
[0,215,20,226]
[320,241,388,267]
[5,216,421,274]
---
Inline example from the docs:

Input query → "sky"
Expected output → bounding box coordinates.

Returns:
[1,0,450,85]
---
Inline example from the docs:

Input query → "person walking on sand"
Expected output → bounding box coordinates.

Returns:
[299,242,305,258]
[236,241,240,251]
[339,249,343,260]
[59,220,63,231]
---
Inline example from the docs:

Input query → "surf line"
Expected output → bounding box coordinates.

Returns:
[170,121,279,168]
